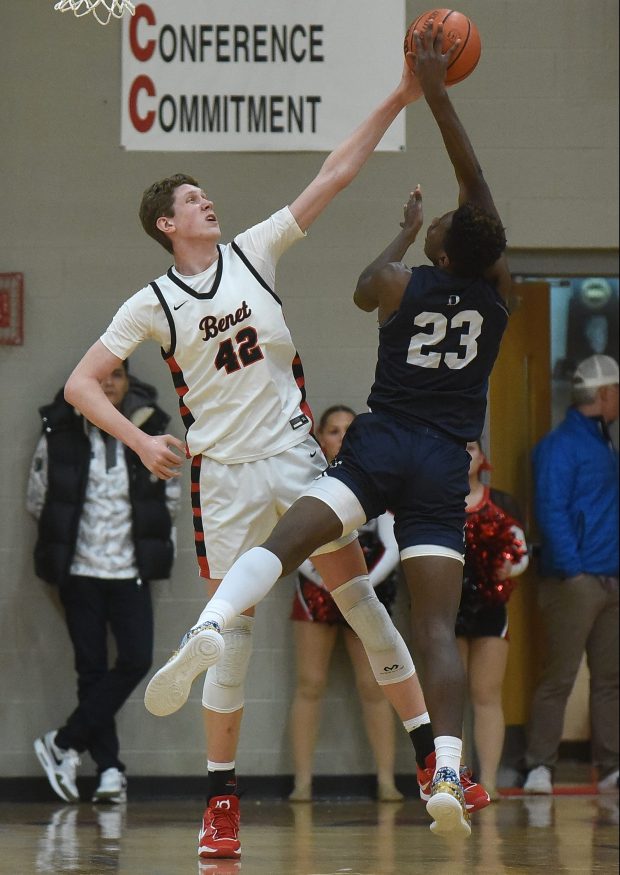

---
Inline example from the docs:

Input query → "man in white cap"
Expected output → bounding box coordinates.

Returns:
[523,354,619,795]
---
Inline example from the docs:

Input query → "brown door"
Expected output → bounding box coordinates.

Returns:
[487,281,550,725]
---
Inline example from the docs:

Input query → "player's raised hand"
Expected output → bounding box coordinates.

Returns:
[399,53,424,104]
[400,185,423,234]
[138,433,186,480]
[411,22,460,94]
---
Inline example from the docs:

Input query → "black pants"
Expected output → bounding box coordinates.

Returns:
[55,576,153,774]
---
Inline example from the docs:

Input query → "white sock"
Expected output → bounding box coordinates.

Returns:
[207,760,235,772]
[403,711,431,733]
[196,547,283,630]
[434,735,462,774]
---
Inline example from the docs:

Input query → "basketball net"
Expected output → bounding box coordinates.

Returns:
[54,0,135,26]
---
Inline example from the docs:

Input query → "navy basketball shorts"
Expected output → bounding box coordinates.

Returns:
[323,411,470,557]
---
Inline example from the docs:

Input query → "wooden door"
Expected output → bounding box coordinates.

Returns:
[487,282,551,725]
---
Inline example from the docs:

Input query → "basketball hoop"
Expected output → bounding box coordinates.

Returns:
[53,0,135,26]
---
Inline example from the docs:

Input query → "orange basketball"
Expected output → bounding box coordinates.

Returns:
[404,9,481,86]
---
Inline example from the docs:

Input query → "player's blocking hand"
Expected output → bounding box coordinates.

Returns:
[139,434,186,479]
[399,54,424,104]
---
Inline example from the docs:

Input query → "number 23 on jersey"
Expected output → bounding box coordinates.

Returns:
[407,310,483,370]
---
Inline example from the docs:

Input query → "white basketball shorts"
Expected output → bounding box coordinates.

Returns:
[191,436,357,579]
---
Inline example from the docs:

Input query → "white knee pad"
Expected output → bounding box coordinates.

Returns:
[331,576,415,686]
[303,476,366,538]
[202,615,254,713]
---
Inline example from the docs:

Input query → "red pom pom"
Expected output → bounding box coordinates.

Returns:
[464,505,526,605]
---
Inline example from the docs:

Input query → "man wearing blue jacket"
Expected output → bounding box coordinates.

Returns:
[524,354,619,795]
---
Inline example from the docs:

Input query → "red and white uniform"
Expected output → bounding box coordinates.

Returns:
[100,208,353,578]
[101,208,310,462]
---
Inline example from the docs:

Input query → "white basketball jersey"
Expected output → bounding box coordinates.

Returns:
[151,241,311,462]
[101,208,312,463]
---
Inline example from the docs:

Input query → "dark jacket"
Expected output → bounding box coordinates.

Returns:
[33,378,175,586]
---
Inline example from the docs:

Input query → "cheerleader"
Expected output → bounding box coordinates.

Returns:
[456,441,529,799]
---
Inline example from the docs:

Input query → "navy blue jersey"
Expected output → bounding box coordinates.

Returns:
[367,265,509,441]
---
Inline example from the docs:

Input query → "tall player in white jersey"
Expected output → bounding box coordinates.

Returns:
[63,58,486,858]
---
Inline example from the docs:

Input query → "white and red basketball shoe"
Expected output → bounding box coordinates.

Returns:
[198,795,241,860]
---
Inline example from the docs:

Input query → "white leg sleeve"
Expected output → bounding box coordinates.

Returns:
[196,547,283,630]
[202,615,254,713]
[331,576,415,686]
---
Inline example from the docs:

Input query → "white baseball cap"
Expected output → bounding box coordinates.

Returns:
[572,355,619,389]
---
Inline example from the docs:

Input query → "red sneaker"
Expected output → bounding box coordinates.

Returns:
[417,754,435,802]
[459,765,491,812]
[198,795,241,859]
[417,752,491,812]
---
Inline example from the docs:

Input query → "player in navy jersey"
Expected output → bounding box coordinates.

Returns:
[155,22,511,838]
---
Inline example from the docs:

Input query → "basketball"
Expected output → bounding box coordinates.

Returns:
[404,9,481,86]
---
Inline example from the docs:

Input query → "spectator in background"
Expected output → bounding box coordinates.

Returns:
[29,362,180,804]
[523,354,619,795]
[456,441,529,800]
[288,406,403,803]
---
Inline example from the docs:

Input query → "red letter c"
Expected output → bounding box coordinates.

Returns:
[129,75,156,133]
[130,3,156,62]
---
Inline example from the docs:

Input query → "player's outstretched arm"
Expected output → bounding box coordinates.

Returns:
[289,61,422,233]
[412,22,511,297]
[65,340,185,480]
[354,186,422,319]
[411,23,494,215]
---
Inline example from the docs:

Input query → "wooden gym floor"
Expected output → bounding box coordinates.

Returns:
[0,793,618,875]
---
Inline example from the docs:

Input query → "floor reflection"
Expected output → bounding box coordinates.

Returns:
[34,803,126,874]
[0,793,616,875]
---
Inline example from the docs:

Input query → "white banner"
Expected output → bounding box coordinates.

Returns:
[121,0,406,152]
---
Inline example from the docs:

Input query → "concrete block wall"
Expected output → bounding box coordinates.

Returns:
[0,0,617,780]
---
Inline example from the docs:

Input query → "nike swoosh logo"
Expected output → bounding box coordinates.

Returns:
[310,450,317,457]
[173,301,188,311]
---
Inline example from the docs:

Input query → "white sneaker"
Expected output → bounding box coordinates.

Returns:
[34,731,80,803]
[92,767,127,804]
[426,766,471,838]
[597,768,619,794]
[523,765,553,795]
[144,622,225,717]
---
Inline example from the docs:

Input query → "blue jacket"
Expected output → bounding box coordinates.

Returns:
[533,407,619,578]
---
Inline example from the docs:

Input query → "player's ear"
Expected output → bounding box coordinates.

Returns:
[156,215,175,235]
[438,252,450,268]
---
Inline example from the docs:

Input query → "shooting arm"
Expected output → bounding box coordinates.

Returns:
[413,23,511,297]
[425,88,511,297]
[423,88,496,215]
